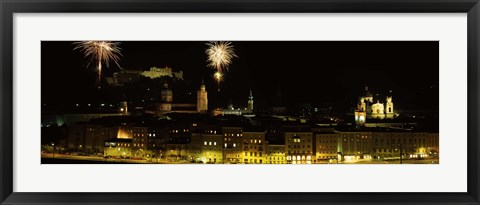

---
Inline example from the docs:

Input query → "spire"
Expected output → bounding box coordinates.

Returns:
[200,78,206,91]
[247,89,254,111]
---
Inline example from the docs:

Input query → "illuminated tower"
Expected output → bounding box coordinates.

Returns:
[120,101,128,115]
[354,104,366,126]
[197,79,208,112]
[385,95,394,119]
[359,85,373,114]
[159,83,173,112]
[247,90,254,111]
[355,111,367,126]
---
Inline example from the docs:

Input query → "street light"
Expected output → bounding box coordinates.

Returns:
[51,143,55,158]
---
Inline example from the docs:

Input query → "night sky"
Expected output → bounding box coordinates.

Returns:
[41,41,439,113]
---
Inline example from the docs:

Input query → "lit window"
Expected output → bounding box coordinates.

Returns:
[209,142,212,145]
[214,142,217,146]
[204,141,207,145]
[259,140,261,144]
[233,143,236,147]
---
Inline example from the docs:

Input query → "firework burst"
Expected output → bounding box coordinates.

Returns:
[73,41,122,82]
[206,41,237,73]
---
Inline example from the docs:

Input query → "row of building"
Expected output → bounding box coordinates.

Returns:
[66,116,438,164]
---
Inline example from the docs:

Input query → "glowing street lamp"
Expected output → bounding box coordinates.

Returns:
[51,143,55,158]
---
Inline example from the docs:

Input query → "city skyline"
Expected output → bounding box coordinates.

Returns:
[41,41,439,165]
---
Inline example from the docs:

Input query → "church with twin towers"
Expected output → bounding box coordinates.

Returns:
[354,85,397,126]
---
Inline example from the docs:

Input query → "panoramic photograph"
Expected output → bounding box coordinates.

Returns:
[41,41,439,164]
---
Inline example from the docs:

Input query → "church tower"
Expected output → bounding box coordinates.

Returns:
[385,94,394,119]
[354,103,366,126]
[197,79,208,112]
[247,90,254,111]
[360,85,373,114]
[159,82,173,112]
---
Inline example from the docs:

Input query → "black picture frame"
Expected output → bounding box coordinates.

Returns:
[1,0,479,204]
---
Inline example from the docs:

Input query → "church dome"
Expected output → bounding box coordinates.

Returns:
[363,85,373,97]
[365,90,373,97]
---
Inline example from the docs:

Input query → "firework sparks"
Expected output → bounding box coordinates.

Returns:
[213,71,223,92]
[206,41,237,73]
[73,41,122,82]
[213,71,223,83]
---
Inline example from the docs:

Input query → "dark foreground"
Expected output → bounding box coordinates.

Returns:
[42,157,439,164]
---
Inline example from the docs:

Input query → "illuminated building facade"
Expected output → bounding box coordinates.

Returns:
[64,114,438,164]
[132,127,149,157]
[145,126,170,159]
[187,132,204,162]
[165,143,188,161]
[266,144,286,164]
[212,91,255,116]
[242,131,266,164]
[314,133,339,163]
[142,67,183,80]
[337,131,373,161]
[427,133,439,157]
[372,131,433,160]
[285,132,313,164]
[104,138,132,158]
[201,133,224,163]
[106,67,183,86]
[84,124,117,153]
[66,123,87,149]
[222,127,244,164]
